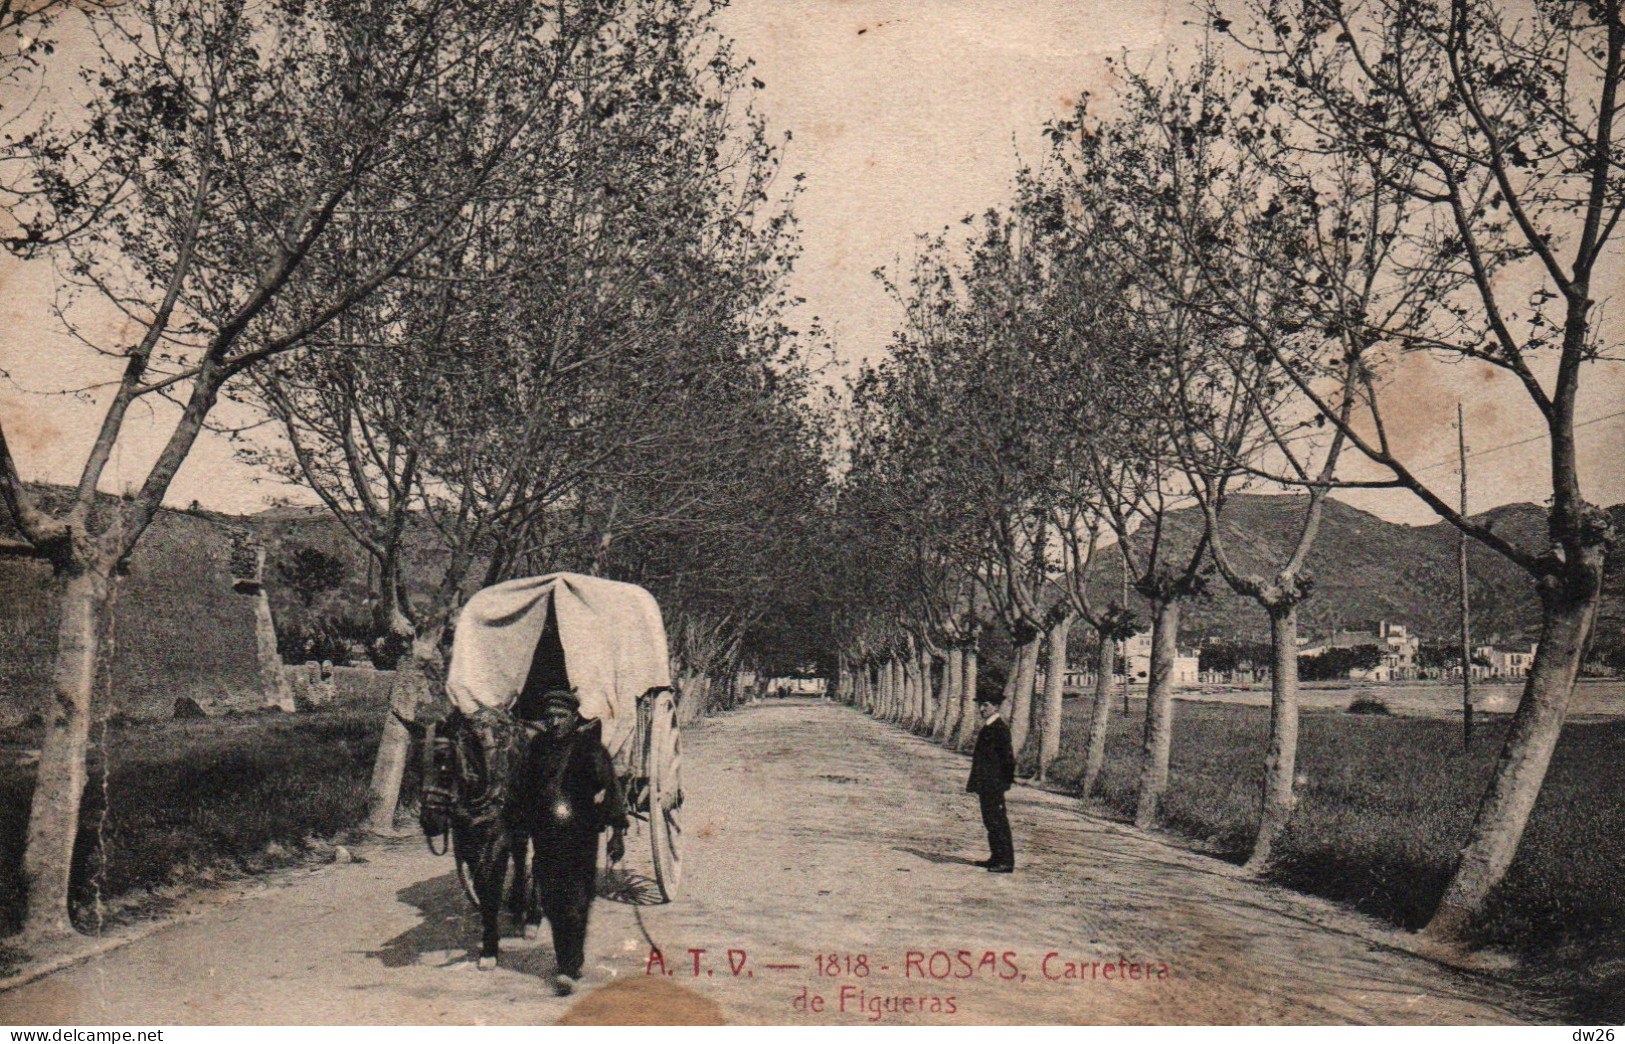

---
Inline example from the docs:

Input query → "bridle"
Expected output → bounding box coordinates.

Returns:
[418,709,519,852]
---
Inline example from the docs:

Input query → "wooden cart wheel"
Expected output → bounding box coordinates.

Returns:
[646,689,683,901]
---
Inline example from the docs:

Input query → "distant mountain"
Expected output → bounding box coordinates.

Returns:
[1093,494,1625,646]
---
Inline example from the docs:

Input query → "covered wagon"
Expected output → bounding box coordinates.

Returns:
[444,572,684,900]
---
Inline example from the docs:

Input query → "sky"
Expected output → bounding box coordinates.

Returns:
[0,0,1621,527]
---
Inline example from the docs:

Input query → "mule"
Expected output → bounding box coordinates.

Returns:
[417,707,540,969]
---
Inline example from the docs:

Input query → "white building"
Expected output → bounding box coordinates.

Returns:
[1313,620,1421,681]
[1122,631,1199,686]
[1475,643,1538,679]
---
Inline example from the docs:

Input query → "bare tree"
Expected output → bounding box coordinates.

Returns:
[1046,91,1231,827]
[250,0,801,827]
[0,0,620,940]
[1084,55,1357,871]
[1214,0,1621,939]
[1043,336,1143,794]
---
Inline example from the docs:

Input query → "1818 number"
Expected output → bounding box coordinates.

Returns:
[815,953,871,977]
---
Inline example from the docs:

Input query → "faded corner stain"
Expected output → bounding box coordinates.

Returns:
[0,396,63,458]
[557,975,725,1025]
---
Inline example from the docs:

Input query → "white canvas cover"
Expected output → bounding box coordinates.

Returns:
[445,573,671,758]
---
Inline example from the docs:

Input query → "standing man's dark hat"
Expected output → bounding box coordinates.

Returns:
[974,678,1005,704]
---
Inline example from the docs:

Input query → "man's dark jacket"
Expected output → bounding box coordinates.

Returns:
[966,715,1015,794]
[513,718,628,841]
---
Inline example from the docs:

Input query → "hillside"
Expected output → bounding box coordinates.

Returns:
[0,494,459,725]
[0,505,262,726]
[1087,495,1625,647]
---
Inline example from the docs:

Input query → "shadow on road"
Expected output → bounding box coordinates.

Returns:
[363,872,556,979]
[363,873,478,969]
[364,864,661,979]
[598,865,668,906]
[896,845,981,868]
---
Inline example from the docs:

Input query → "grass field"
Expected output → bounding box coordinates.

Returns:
[0,698,391,954]
[1031,695,1625,1020]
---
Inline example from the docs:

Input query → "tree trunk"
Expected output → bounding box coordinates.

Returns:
[1038,614,1072,781]
[1423,571,1601,942]
[917,647,935,733]
[365,628,439,834]
[252,586,295,712]
[937,645,963,742]
[913,653,926,727]
[1008,635,1039,760]
[906,654,922,728]
[1135,598,1180,829]
[955,646,980,750]
[22,568,109,940]
[1246,601,1301,874]
[1080,627,1117,799]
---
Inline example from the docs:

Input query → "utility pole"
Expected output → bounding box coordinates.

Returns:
[1458,403,1473,750]
[1120,562,1131,714]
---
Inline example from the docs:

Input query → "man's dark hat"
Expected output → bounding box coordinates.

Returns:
[974,679,1005,705]
[538,689,580,712]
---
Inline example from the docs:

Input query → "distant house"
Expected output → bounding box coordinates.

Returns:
[1313,620,1420,681]
[1475,643,1538,679]
[1122,631,1200,686]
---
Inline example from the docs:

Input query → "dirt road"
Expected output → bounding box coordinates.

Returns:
[2,702,1552,1025]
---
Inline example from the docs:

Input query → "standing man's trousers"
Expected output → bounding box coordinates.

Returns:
[533,833,599,978]
[978,790,1014,866]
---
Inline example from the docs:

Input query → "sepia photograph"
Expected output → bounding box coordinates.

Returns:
[0,0,1621,1028]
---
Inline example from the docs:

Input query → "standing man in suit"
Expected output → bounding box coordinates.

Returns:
[967,680,1016,873]
[518,690,627,996]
